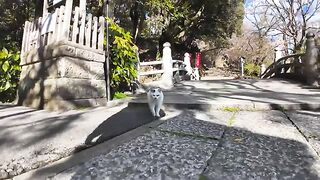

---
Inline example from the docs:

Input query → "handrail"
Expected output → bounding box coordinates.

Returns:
[260,53,304,79]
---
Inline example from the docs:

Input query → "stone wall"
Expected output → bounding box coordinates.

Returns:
[17,42,107,110]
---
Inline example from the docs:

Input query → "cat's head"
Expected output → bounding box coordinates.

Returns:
[148,87,162,100]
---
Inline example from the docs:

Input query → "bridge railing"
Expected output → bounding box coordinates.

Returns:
[260,32,319,86]
[260,53,304,79]
[137,42,189,88]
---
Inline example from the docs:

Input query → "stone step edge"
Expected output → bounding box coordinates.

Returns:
[128,101,320,111]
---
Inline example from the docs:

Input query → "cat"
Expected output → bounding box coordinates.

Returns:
[147,87,164,118]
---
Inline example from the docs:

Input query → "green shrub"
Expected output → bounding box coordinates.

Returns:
[113,92,128,99]
[0,47,21,102]
[244,63,260,77]
[106,18,138,97]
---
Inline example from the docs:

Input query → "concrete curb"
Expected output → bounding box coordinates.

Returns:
[13,120,166,180]
[129,101,320,111]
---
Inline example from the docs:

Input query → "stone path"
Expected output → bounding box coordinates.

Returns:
[6,79,320,179]
[132,79,320,110]
[45,110,320,180]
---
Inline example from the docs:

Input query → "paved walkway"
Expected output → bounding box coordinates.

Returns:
[132,79,320,110]
[0,79,319,179]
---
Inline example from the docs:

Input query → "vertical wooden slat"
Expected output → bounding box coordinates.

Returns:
[21,21,29,63]
[43,0,48,17]
[37,17,42,48]
[57,6,65,41]
[79,0,86,12]
[30,21,36,50]
[79,10,86,45]
[85,14,92,47]
[98,16,105,51]
[91,17,98,49]
[21,21,29,56]
[72,7,80,43]
[53,8,60,42]
[63,0,73,41]
[47,31,52,45]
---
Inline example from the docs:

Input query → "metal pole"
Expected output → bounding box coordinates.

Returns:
[105,0,111,101]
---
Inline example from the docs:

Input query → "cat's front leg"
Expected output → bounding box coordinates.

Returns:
[148,103,156,117]
[155,105,161,118]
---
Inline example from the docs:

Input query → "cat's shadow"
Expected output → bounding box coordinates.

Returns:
[75,105,166,152]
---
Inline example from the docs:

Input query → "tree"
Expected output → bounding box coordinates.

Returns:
[109,0,245,54]
[246,0,320,53]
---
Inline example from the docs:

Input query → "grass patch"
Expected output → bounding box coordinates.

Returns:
[227,113,237,126]
[113,92,128,99]
[222,106,240,112]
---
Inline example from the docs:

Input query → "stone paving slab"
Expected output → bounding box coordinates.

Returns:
[132,79,320,110]
[285,110,320,155]
[53,130,219,180]
[203,111,320,180]
[157,110,231,139]
[203,128,320,180]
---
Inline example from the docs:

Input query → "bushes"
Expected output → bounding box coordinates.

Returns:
[244,63,260,77]
[0,48,21,102]
[107,18,138,97]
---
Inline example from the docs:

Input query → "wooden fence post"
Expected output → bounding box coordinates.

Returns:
[304,32,319,86]
[161,42,173,88]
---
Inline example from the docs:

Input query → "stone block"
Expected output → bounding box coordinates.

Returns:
[20,57,105,80]
[90,61,105,79]
[18,42,107,111]
[56,78,106,99]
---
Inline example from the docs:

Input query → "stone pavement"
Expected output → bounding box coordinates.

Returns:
[18,110,320,180]
[3,79,320,179]
[132,79,320,110]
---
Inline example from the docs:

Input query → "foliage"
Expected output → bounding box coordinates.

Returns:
[222,106,240,112]
[112,0,245,53]
[107,18,138,95]
[223,30,274,71]
[244,63,260,77]
[113,92,128,99]
[0,48,21,102]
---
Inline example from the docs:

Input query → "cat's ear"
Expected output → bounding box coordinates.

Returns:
[157,87,162,92]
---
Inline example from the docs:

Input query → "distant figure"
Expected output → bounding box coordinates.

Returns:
[147,87,164,118]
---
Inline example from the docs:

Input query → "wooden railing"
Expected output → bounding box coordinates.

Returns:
[21,6,105,58]
[138,59,185,78]
[261,32,319,85]
[260,53,304,79]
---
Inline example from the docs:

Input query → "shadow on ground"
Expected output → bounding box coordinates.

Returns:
[75,104,165,152]
[24,109,320,180]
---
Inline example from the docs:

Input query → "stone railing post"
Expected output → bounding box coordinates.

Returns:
[161,42,173,88]
[304,32,319,86]
[260,64,266,78]
[240,56,245,77]
[184,53,193,75]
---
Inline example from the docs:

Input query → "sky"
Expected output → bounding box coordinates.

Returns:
[243,0,320,51]
[244,0,320,27]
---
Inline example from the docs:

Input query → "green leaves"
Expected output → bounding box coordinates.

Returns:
[2,60,9,72]
[107,18,138,97]
[0,47,21,102]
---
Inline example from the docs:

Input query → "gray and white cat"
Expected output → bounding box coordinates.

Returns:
[147,87,164,118]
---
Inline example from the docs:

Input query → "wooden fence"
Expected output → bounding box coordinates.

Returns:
[21,6,105,57]
[137,42,188,85]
